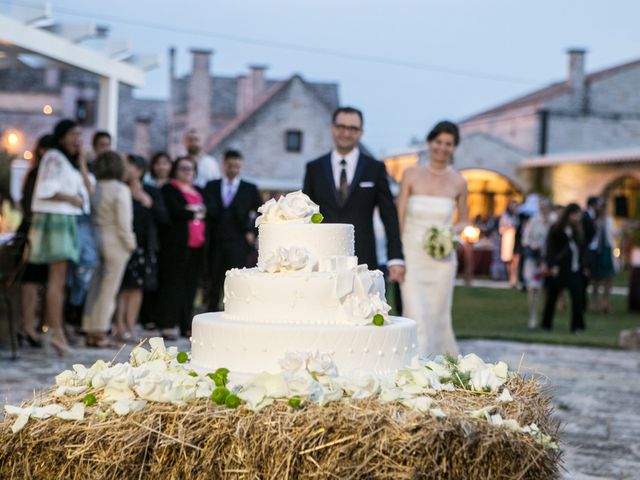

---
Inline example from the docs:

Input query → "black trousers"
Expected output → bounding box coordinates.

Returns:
[155,247,203,334]
[208,240,247,311]
[542,271,585,332]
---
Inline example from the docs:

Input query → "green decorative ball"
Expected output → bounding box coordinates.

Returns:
[211,387,230,405]
[288,397,302,409]
[372,314,385,326]
[311,213,324,224]
[176,352,189,364]
[225,394,241,409]
[82,393,97,406]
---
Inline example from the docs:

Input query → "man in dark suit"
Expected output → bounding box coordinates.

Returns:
[582,195,602,310]
[303,106,405,284]
[204,149,262,311]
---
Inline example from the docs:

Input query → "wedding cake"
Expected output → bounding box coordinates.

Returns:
[191,191,417,376]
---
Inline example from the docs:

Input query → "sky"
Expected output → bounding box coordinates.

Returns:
[3,0,640,155]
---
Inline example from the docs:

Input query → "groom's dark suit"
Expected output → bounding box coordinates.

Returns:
[303,151,403,269]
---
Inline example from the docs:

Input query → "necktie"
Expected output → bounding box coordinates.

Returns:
[338,159,348,205]
[223,183,235,207]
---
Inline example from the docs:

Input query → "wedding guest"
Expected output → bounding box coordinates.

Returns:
[590,200,618,313]
[147,151,172,188]
[522,197,552,329]
[183,129,220,188]
[499,200,519,288]
[156,156,206,339]
[396,120,467,356]
[16,134,54,348]
[582,195,601,311]
[92,131,112,157]
[542,203,587,332]
[82,151,136,347]
[203,149,262,310]
[115,155,168,342]
[29,119,92,355]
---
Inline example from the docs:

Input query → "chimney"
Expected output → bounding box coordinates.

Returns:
[187,48,213,139]
[236,75,251,114]
[567,48,587,112]
[236,65,268,114]
[168,46,176,81]
[249,65,267,101]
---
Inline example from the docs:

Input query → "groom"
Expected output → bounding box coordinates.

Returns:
[303,106,405,283]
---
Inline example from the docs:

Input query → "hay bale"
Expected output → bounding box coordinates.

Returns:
[0,376,561,479]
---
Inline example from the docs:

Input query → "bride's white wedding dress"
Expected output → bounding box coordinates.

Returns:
[401,195,459,357]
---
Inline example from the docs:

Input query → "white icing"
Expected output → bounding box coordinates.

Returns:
[258,224,354,265]
[223,268,389,326]
[191,313,417,377]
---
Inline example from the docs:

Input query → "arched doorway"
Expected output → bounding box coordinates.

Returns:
[461,169,523,220]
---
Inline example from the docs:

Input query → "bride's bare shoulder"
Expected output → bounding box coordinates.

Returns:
[401,165,421,182]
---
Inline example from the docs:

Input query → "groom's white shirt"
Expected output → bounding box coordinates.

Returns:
[331,147,359,189]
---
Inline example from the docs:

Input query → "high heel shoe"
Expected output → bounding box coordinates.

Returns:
[42,328,72,357]
[17,331,42,348]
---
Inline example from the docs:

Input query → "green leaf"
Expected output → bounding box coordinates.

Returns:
[225,394,241,409]
[311,213,324,224]
[82,393,97,406]
[211,387,230,405]
[288,397,302,409]
[188,371,198,377]
[176,352,189,364]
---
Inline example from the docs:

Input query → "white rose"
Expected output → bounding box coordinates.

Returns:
[338,373,380,399]
[457,353,487,373]
[342,294,374,325]
[286,372,319,398]
[278,191,319,222]
[279,352,309,372]
[255,198,281,226]
[307,352,338,377]
[315,378,344,405]
[285,246,315,271]
[246,372,288,398]
[258,251,282,273]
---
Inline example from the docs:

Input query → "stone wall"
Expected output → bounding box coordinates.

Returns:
[211,77,334,190]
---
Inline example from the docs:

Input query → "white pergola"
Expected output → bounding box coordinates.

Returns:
[0,3,156,146]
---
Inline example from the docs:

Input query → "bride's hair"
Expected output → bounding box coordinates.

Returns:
[426,121,460,146]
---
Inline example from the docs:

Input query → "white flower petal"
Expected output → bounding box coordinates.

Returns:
[56,402,85,421]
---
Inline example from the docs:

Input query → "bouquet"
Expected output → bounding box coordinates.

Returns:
[423,226,459,259]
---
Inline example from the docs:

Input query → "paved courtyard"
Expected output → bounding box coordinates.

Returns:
[1,338,639,479]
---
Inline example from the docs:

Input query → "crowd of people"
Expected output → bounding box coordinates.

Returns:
[16,119,259,355]
[11,109,621,359]
[481,194,619,332]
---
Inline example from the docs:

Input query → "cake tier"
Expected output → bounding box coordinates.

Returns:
[257,223,354,264]
[190,313,418,376]
[224,268,386,325]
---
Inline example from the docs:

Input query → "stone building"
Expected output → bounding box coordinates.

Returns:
[383,49,640,222]
[168,49,339,190]
[0,67,166,158]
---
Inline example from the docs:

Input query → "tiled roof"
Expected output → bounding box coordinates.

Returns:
[205,79,288,151]
[462,57,640,123]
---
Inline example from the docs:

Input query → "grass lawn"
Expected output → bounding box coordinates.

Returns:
[451,286,639,349]
[387,284,640,349]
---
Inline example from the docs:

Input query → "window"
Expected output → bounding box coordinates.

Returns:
[285,130,303,152]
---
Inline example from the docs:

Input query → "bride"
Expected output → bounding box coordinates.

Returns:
[397,121,468,357]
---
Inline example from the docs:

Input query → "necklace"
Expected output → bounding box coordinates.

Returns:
[425,162,450,175]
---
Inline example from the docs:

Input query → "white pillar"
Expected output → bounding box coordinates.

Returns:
[97,76,119,147]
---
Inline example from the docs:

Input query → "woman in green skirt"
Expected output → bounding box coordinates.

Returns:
[29,119,93,355]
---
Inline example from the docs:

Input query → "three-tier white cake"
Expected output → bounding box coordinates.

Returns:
[190,192,417,376]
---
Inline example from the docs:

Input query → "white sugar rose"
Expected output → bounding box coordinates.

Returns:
[342,294,375,325]
[255,198,281,226]
[286,372,319,398]
[258,250,282,273]
[308,352,338,377]
[285,246,314,271]
[279,352,309,372]
[277,191,319,222]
